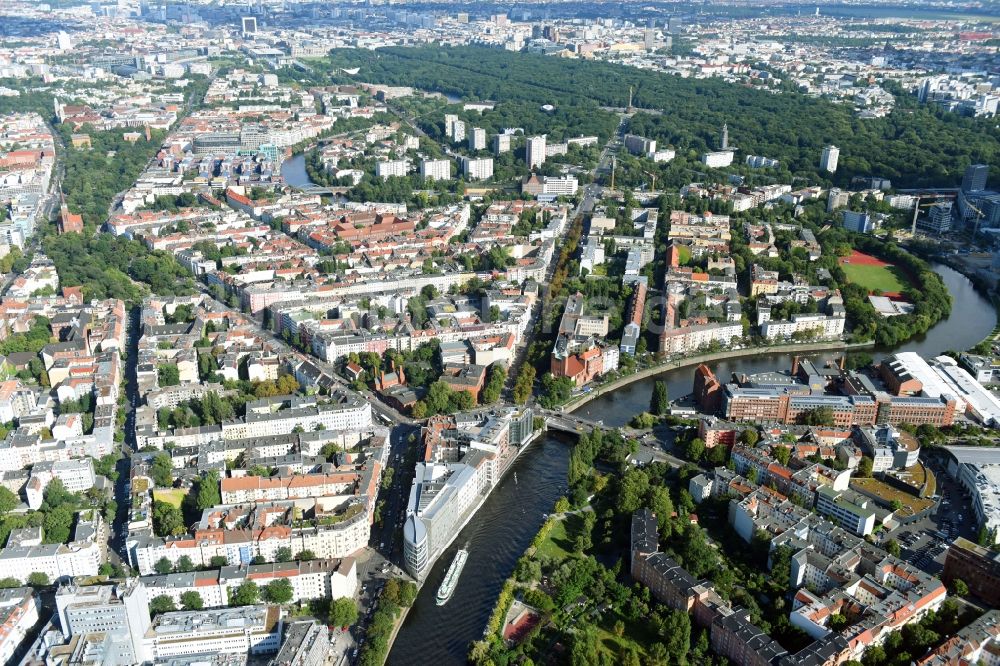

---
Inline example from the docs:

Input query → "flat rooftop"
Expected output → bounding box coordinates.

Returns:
[946,446,1000,466]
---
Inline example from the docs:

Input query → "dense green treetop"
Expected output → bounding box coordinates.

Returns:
[322,45,998,189]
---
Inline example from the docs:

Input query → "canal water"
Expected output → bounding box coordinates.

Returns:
[387,436,570,666]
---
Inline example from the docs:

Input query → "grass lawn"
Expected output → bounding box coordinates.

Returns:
[535,513,583,562]
[841,262,908,293]
[593,609,661,659]
[152,488,188,508]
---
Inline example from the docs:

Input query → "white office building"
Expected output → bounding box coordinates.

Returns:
[651,149,676,163]
[145,606,284,660]
[542,175,579,196]
[55,579,153,664]
[922,202,953,235]
[815,486,876,536]
[403,454,495,579]
[624,134,656,156]
[271,620,330,666]
[945,446,1000,544]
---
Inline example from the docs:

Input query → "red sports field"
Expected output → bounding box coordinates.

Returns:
[839,250,908,299]
[841,250,889,267]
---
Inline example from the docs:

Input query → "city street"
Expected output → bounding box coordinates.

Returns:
[368,424,420,572]
[110,305,141,569]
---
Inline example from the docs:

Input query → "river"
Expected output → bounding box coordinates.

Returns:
[576,262,996,427]
[387,435,570,666]
[280,153,312,188]
[388,264,992,665]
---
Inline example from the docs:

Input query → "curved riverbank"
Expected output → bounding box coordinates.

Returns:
[562,340,873,414]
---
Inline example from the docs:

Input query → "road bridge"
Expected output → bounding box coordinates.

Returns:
[537,408,606,435]
[296,184,351,196]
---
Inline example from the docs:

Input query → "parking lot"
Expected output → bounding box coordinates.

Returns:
[883,453,978,576]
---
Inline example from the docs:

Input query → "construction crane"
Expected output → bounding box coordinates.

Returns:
[643,169,657,192]
[909,193,954,236]
[968,199,987,239]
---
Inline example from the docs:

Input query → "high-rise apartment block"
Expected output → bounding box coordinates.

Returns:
[493,133,511,155]
[842,210,874,234]
[821,145,840,173]
[963,164,990,193]
[376,160,407,180]
[468,127,486,151]
[624,134,656,156]
[462,157,494,181]
[420,159,451,181]
[526,135,546,169]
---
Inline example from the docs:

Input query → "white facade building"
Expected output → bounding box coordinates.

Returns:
[493,134,511,155]
[701,151,735,168]
[375,160,407,180]
[542,176,579,196]
[821,145,840,173]
[55,580,152,664]
[462,157,494,181]
[526,136,546,169]
[145,606,283,660]
[141,558,357,609]
[0,587,38,665]
[761,314,846,340]
[404,455,494,580]
[420,159,451,181]
[25,459,96,510]
[468,127,487,151]
[0,540,101,584]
